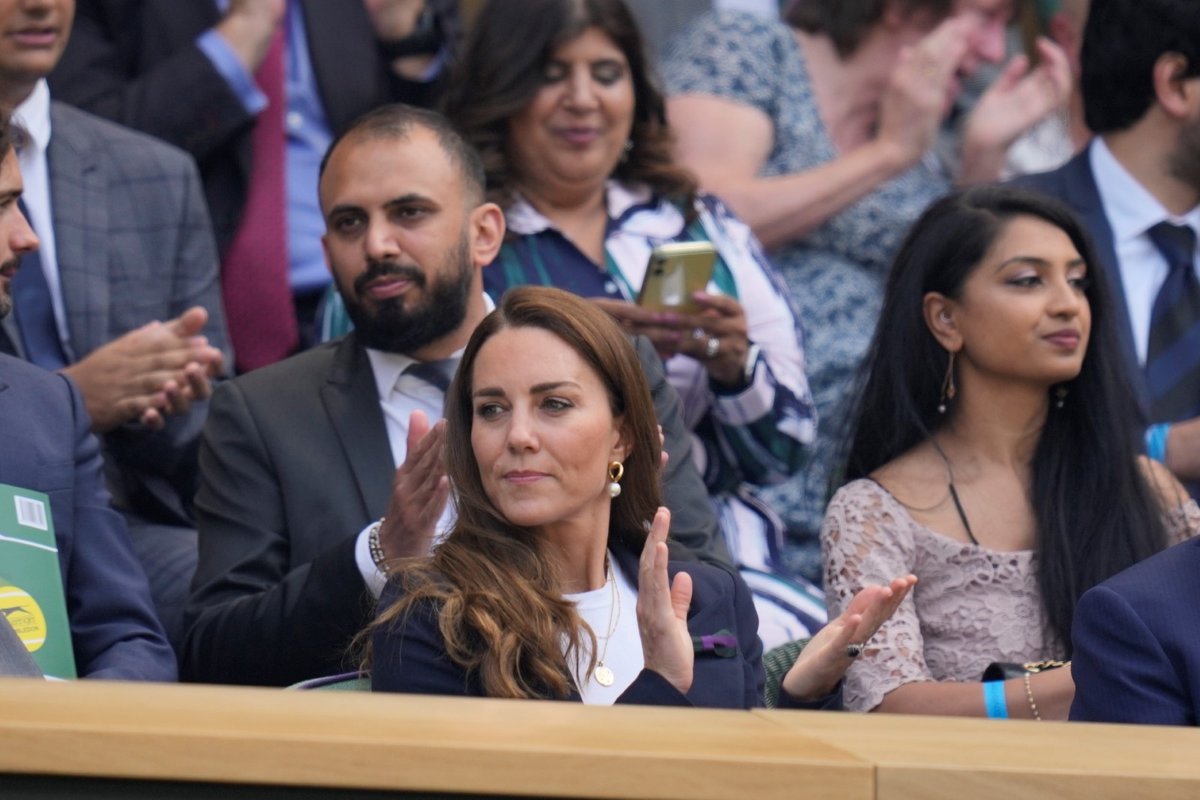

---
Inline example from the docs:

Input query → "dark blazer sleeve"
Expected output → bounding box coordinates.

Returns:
[633,335,730,568]
[183,378,370,686]
[371,589,484,697]
[1070,584,1191,725]
[372,560,765,709]
[50,0,254,161]
[53,372,176,681]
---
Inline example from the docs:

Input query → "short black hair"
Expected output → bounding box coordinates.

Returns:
[318,103,486,202]
[1081,0,1200,133]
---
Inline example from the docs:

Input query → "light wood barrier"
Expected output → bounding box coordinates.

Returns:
[1,679,1198,799]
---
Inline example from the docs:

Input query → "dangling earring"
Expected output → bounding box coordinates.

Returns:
[607,461,624,498]
[1054,385,1068,409]
[938,351,957,414]
[619,140,633,164]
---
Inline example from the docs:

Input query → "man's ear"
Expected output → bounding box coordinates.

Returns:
[470,202,505,268]
[1153,52,1198,119]
[923,292,962,352]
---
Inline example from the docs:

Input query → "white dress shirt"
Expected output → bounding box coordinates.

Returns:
[12,80,70,345]
[1090,138,1200,364]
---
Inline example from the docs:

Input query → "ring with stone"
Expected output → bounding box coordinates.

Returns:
[691,327,706,341]
[845,643,864,659]
[705,336,720,359]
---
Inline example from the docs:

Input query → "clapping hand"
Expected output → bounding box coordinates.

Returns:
[780,575,917,702]
[378,409,450,563]
[960,36,1073,184]
[636,507,694,694]
[61,306,224,433]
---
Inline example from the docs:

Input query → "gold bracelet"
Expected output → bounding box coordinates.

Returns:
[1023,672,1042,721]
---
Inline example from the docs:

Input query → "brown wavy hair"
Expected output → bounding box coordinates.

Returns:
[440,0,697,212]
[365,286,663,698]
[785,0,955,58]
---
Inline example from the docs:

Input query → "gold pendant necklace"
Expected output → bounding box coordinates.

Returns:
[592,555,620,687]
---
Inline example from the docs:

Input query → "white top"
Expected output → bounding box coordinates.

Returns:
[12,80,70,346]
[562,552,644,705]
[1089,138,1200,364]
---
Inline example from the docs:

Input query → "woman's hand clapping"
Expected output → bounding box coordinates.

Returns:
[960,37,1073,184]
[780,575,917,702]
[636,507,695,694]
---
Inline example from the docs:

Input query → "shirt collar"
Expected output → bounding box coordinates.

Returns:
[363,292,494,400]
[505,181,686,240]
[12,79,52,157]
[1090,137,1200,242]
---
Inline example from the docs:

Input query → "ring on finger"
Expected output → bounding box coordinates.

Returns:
[705,336,720,359]
[845,643,865,659]
[691,326,706,341]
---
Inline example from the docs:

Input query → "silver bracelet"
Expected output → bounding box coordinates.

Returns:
[367,518,390,575]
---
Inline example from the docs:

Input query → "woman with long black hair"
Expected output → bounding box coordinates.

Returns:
[823,186,1197,719]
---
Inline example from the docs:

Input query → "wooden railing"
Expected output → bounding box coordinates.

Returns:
[2,679,1198,799]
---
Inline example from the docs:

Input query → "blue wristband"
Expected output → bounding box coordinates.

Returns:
[1146,423,1171,463]
[983,680,1008,719]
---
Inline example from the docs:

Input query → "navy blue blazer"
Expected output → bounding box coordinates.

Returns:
[0,355,175,680]
[1013,149,1150,419]
[1071,537,1200,726]
[372,546,766,708]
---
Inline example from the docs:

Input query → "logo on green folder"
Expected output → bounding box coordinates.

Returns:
[1,585,48,651]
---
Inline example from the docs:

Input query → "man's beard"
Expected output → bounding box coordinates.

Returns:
[1168,112,1200,196]
[338,235,474,354]
[0,258,16,319]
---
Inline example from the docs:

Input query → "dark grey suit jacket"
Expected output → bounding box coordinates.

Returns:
[2,101,230,527]
[184,332,728,686]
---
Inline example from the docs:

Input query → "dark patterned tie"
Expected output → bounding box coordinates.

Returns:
[1145,221,1200,422]
[10,200,68,369]
[402,359,456,393]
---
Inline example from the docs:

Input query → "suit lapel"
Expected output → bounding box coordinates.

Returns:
[46,102,106,361]
[320,334,395,519]
[1060,151,1150,416]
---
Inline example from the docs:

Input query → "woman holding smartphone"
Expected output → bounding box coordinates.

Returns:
[439,0,818,642]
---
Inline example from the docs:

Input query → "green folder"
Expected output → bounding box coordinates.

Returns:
[0,483,76,679]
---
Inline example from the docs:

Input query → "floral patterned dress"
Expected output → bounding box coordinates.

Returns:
[663,11,951,581]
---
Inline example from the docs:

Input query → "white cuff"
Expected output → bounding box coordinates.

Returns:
[354,523,389,599]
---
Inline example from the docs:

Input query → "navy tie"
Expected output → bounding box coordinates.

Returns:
[402,359,456,393]
[1144,221,1200,422]
[10,200,68,369]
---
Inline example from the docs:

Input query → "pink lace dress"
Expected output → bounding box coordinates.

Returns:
[822,478,1200,712]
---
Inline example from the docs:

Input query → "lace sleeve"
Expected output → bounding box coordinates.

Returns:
[822,480,934,711]
[1165,499,1200,545]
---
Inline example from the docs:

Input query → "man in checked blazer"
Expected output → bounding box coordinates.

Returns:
[0,0,230,650]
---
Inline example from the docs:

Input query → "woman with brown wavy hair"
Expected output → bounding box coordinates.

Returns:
[367,286,913,706]
[440,0,822,648]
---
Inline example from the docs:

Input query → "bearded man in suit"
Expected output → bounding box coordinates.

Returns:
[184,104,729,686]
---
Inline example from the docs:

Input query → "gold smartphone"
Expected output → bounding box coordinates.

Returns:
[636,242,717,314]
